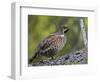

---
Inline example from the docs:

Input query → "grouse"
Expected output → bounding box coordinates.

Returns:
[29,26,69,62]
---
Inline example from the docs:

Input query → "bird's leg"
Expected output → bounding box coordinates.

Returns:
[50,56,54,60]
[45,56,54,61]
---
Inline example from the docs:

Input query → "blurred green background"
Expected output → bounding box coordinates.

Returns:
[28,15,88,63]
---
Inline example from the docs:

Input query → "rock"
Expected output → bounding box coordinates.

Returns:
[31,50,87,66]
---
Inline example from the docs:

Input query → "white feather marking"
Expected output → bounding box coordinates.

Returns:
[60,34,64,37]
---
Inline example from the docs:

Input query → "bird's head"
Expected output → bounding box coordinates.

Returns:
[55,25,69,34]
[62,26,69,34]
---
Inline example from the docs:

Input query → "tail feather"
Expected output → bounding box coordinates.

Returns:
[29,52,38,63]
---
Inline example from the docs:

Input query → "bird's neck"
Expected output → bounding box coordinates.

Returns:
[53,32,64,35]
[55,29,64,34]
[60,34,64,37]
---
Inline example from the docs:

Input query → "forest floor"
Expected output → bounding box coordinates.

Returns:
[29,49,88,66]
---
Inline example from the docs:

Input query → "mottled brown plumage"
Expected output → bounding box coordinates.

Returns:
[30,26,69,62]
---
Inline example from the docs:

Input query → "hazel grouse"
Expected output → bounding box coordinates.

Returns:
[30,26,69,62]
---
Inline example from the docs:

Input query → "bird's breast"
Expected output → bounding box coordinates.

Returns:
[54,35,66,51]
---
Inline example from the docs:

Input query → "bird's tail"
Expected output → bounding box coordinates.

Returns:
[29,52,38,63]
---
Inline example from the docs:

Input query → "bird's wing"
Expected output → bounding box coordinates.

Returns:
[36,34,63,53]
